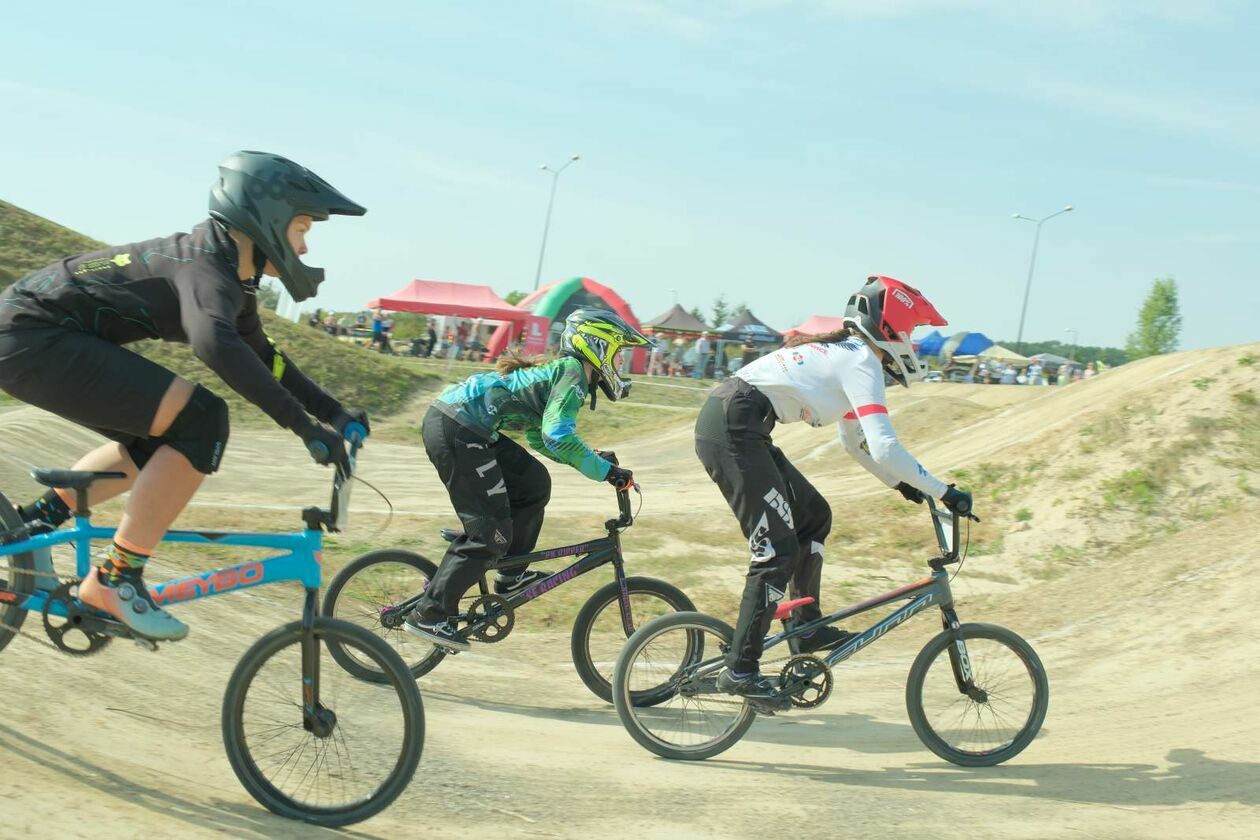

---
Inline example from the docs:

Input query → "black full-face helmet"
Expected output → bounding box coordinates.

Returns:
[209,150,365,301]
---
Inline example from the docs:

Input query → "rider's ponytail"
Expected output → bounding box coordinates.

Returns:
[784,326,856,348]
[495,352,546,374]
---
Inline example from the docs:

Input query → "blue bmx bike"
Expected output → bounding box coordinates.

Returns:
[0,438,424,827]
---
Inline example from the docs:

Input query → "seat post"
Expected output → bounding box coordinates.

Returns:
[73,489,91,519]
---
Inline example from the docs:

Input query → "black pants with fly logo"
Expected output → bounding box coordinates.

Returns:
[412,406,551,618]
[695,378,833,672]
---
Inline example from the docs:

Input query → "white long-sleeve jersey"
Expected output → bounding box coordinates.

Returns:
[734,339,949,498]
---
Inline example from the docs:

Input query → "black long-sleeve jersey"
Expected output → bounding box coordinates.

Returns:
[0,219,339,429]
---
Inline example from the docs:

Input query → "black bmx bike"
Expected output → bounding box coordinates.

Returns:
[611,498,1049,764]
[323,486,695,703]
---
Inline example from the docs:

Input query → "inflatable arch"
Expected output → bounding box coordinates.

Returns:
[485,277,648,373]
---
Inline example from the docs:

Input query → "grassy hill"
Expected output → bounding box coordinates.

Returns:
[0,198,433,422]
[0,199,106,288]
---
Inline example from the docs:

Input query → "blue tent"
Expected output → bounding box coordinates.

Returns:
[916,330,947,357]
[954,332,994,356]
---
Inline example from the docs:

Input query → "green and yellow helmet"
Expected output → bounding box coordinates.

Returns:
[560,308,651,402]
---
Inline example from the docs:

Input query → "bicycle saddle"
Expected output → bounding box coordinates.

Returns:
[30,468,127,491]
[773,596,816,621]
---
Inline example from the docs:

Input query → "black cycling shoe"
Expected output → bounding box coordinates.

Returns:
[403,612,471,652]
[493,569,552,595]
[716,669,781,701]
[786,621,857,654]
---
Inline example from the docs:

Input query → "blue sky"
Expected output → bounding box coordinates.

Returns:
[3,0,1257,351]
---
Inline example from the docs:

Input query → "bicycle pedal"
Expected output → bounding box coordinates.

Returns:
[748,694,793,716]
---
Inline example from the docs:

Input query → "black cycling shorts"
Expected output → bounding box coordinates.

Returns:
[0,326,175,449]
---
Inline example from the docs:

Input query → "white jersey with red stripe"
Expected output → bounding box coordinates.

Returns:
[733,339,949,498]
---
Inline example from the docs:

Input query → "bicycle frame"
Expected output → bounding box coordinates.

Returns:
[0,523,322,620]
[688,499,977,689]
[395,487,640,635]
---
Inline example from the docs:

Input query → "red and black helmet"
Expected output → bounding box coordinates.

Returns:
[843,276,947,386]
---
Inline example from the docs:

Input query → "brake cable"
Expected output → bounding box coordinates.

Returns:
[950,515,972,583]
[348,473,394,541]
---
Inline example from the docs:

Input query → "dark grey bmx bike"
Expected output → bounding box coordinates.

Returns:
[611,498,1049,765]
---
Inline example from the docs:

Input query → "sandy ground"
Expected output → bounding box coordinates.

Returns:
[1,343,1258,839]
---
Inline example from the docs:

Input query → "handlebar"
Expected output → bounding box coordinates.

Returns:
[607,482,639,531]
[304,432,363,533]
[925,496,980,563]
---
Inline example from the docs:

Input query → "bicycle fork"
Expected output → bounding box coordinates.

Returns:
[940,606,984,701]
[300,587,336,737]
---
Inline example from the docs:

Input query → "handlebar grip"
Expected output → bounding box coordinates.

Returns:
[343,422,367,445]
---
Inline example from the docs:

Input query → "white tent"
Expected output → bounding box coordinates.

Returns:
[977,344,1029,362]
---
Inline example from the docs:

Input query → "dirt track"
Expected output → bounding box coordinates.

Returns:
[2,343,1258,839]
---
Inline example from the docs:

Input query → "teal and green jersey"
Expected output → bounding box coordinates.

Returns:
[434,356,611,481]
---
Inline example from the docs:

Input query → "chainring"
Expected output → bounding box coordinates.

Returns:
[779,654,833,709]
[41,581,112,656]
[466,594,515,643]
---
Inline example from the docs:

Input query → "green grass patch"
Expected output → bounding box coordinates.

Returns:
[1101,468,1161,513]
[1238,355,1256,368]
[1014,507,1033,522]
[1192,377,1216,391]
[0,199,105,288]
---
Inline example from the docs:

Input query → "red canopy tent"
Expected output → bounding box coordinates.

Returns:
[783,314,846,336]
[369,280,527,323]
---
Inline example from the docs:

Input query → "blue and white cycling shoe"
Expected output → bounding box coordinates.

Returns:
[77,567,189,642]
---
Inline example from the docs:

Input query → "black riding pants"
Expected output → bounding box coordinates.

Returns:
[695,378,833,673]
[413,407,551,618]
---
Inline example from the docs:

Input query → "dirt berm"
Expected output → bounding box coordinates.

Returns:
[1,342,1257,838]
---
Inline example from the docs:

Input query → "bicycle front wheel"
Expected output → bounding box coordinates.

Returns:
[906,622,1048,767]
[571,576,695,705]
[613,611,756,761]
[0,490,34,654]
[222,617,425,826]
[323,549,447,683]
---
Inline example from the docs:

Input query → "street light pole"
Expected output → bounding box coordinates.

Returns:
[1064,327,1078,362]
[532,154,581,291]
[1012,205,1073,354]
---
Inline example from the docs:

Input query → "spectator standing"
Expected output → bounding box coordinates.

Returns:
[999,362,1017,385]
[669,338,686,376]
[741,335,757,368]
[455,320,469,358]
[693,332,712,380]
[1084,361,1097,379]
[648,340,665,376]
[1028,361,1044,385]
[426,324,438,357]
[371,308,388,352]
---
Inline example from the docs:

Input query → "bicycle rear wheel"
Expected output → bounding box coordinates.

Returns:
[0,490,34,653]
[571,576,695,705]
[323,549,447,683]
[222,617,425,826]
[613,611,756,761]
[906,622,1048,767]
